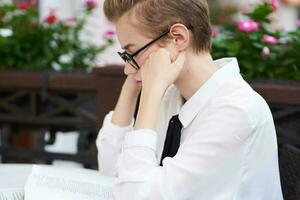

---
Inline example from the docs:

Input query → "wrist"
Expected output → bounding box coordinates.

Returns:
[112,86,139,127]
[122,83,140,99]
[142,84,166,99]
[134,86,164,130]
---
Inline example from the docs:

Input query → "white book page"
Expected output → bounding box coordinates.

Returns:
[24,165,115,200]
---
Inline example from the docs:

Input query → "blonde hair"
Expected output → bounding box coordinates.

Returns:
[104,0,212,53]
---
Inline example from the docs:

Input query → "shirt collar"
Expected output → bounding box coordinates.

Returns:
[178,57,240,128]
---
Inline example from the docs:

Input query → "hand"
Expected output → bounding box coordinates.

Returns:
[133,49,185,130]
[140,48,186,94]
[122,74,142,97]
[111,75,141,127]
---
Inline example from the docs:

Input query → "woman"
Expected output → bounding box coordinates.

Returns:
[96,0,283,199]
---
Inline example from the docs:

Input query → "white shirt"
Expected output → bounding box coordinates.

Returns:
[96,58,283,200]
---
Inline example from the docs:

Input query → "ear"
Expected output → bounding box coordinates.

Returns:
[169,23,190,52]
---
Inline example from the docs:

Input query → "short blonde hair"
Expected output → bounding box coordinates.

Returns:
[104,0,212,53]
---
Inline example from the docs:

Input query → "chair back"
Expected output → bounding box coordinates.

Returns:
[278,144,300,200]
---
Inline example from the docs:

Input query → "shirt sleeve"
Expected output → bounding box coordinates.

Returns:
[96,111,135,177]
[114,104,253,200]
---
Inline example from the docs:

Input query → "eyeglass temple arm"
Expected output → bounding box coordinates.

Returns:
[131,30,170,57]
[131,25,193,57]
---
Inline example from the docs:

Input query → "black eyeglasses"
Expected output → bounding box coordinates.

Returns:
[118,25,193,70]
[118,29,170,70]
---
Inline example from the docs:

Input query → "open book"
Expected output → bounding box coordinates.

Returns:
[24,165,115,200]
[0,189,24,200]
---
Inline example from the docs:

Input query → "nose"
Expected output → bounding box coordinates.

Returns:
[124,63,138,75]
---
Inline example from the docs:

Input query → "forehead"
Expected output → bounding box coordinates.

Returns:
[116,15,148,49]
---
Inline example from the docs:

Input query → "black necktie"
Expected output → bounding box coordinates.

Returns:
[160,115,183,166]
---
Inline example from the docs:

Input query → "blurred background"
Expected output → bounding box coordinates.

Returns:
[0,0,299,198]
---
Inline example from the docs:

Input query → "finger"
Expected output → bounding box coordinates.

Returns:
[172,52,186,68]
[159,48,172,63]
[159,48,170,56]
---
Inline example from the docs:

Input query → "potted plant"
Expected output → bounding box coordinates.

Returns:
[0,0,114,71]
[0,0,118,167]
[210,0,300,146]
[211,0,299,79]
[0,0,117,126]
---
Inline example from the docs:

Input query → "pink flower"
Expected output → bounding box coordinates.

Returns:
[237,19,260,32]
[269,0,279,11]
[263,34,278,44]
[297,20,300,27]
[62,18,77,26]
[30,0,37,6]
[18,2,32,10]
[211,26,219,38]
[44,9,57,25]
[44,14,57,25]
[261,46,270,58]
[85,0,97,10]
[104,30,115,39]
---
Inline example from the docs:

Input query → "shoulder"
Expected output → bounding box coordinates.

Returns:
[207,78,273,130]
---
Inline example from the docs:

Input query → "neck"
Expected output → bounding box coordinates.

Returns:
[174,52,217,101]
